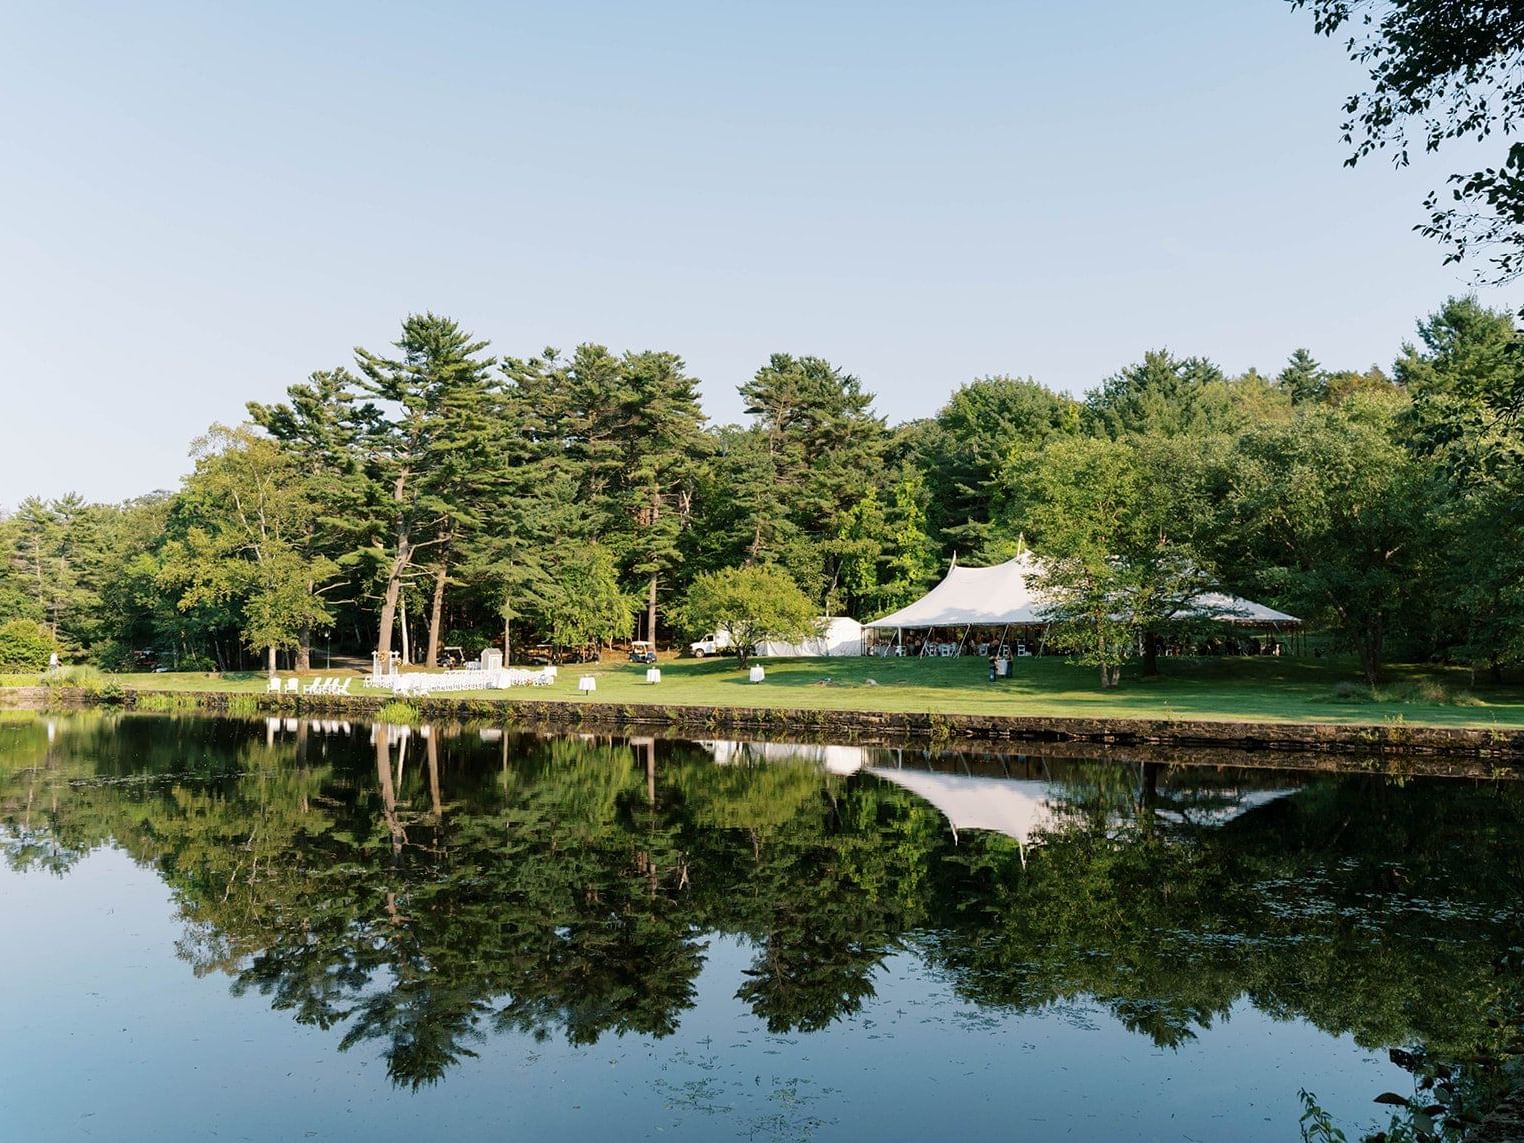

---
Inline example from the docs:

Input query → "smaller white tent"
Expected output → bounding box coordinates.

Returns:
[756,616,864,658]
[1181,593,1300,626]
[703,740,868,773]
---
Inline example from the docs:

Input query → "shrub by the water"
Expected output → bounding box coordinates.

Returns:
[0,620,55,672]
[376,701,422,725]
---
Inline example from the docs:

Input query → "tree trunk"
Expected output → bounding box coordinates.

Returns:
[375,527,412,661]
[426,733,442,820]
[400,591,411,666]
[296,623,312,672]
[503,614,512,664]
[1356,617,1384,686]
[426,560,448,668]
[375,729,404,859]
[646,574,658,646]
[644,739,656,808]
[267,645,277,674]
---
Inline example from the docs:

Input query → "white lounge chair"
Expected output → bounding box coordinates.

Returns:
[267,676,281,693]
[284,677,300,694]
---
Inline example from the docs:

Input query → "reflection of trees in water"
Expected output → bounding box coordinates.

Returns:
[2,716,1523,1097]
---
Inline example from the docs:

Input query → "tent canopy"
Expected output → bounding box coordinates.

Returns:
[867,553,1050,628]
[865,553,1299,630]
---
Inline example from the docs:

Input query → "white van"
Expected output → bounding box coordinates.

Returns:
[688,631,735,657]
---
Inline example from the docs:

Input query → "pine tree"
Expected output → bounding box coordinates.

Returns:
[738,354,887,606]
[350,314,496,663]
[1277,348,1327,405]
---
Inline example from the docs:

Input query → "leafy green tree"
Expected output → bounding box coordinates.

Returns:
[679,564,819,667]
[875,470,942,613]
[1023,439,1138,687]
[535,543,634,654]
[680,424,782,579]
[1293,0,1524,282]
[1396,296,1524,677]
[1,495,116,651]
[67,495,176,668]
[1322,364,1401,406]
[1221,394,1433,683]
[0,618,55,670]
[159,425,339,672]
[1013,435,1221,686]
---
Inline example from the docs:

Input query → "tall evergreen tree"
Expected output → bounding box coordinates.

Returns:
[1085,350,1228,438]
[616,350,709,643]
[1277,348,1327,405]
[738,354,887,606]
[351,314,496,663]
[159,425,340,673]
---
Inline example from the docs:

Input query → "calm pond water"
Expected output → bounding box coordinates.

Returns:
[2,713,1522,1142]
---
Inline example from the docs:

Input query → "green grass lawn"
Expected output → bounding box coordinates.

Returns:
[37,653,1524,729]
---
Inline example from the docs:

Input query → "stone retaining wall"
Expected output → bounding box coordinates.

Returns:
[85,688,1524,760]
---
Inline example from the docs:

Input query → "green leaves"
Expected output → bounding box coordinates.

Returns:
[678,564,820,668]
[1293,0,1524,283]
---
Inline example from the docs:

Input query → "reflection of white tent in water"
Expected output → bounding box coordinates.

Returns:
[702,740,867,775]
[863,762,1295,848]
[696,740,1297,847]
[1151,787,1296,828]
[868,767,1063,846]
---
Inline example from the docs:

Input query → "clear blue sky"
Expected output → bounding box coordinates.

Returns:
[2,1,1515,504]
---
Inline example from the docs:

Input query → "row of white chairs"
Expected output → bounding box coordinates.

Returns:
[266,676,353,695]
[384,667,557,696]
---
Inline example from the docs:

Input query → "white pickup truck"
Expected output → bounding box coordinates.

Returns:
[688,631,735,657]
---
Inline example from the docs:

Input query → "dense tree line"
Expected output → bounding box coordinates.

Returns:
[1,298,1521,685]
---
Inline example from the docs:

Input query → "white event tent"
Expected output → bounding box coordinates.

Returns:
[865,551,1298,654]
